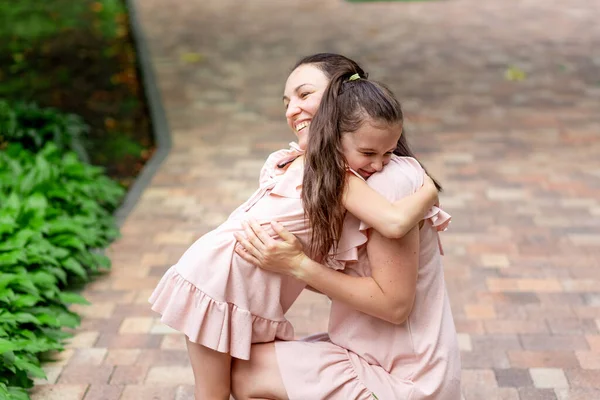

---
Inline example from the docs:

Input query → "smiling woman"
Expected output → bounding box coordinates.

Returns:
[230,56,460,400]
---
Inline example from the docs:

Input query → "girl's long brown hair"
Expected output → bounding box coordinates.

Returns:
[296,54,441,261]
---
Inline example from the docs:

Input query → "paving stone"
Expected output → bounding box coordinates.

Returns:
[68,348,108,366]
[508,351,580,369]
[65,332,99,349]
[160,334,187,350]
[136,349,191,366]
[120,385,178,400]
[30,384,88,400]
[119,317,155,334]
[57,364,114,385]
[529,368,569,389]
[175,385,195,400]
[83,384,124,400]
[494,368,533,388]
[575,351,600,370]
[518,388,558,400]
[110,365,150,385]
[564,369,600,388]
[145,366,194,385]
[554,388,600,400]
[103,349,141,366]
[95,333,163,349]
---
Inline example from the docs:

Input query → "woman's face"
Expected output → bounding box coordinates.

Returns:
[283,64,330,150]
[342,120,402,179]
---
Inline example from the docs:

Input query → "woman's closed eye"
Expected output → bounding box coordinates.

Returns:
[299,91,311,99]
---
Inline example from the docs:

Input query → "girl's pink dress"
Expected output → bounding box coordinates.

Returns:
[275,156,462,400]
[149,144,315,360]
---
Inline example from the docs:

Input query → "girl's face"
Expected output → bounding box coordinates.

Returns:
[341,120,402,179]
[283,64,330,150]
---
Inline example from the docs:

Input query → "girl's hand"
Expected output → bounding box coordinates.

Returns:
[233,218,307,277]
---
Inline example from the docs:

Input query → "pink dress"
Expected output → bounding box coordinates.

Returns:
[275,156,462,399]
[149,143,317,360]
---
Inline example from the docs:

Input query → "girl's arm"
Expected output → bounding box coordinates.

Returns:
[234,220,419,325]
[342,173,438,240]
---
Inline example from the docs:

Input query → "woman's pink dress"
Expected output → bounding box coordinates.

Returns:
[149,144,316,360]
[275,156,462,399]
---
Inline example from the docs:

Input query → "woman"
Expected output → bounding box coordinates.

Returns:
[232,61,461,399]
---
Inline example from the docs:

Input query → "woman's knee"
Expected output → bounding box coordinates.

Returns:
[230,342,287,400]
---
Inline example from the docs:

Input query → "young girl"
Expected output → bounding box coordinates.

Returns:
[232,70,460,398]
[149,54,442,399]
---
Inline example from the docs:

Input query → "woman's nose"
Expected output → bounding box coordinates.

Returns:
[286,100,301,119]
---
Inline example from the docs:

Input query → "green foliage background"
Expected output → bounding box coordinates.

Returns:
[0,0,154,187]
[0,104,124,399]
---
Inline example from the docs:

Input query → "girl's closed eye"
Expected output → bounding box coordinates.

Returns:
[300,91,311,99]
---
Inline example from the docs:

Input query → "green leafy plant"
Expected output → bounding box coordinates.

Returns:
[0,143,124,398]
[0,100,88,158]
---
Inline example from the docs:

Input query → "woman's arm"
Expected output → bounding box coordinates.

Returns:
[234,220,419,325]
[343,173,437,239]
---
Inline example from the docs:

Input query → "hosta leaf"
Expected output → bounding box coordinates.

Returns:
[46,267,67,284]
[34,313,60,327]
[30,271,56,288]
[49,247,69,259]
[58,292,89,305]
[62,257,88,279]
[14,356,46,379]
[12,294,39,308]
[46,219,86,236]
[0,229,36,251]
[57,312,80,328]
[14,312,40,325]
[14,278,39,296]
[0,274,18,290]
[23,192,48,213]
[0,215,16,235]
[0,287,15,303]
[0,250,25,266]
[0,337,17,354]
[51,235,86,252]
[17,169,38,194]
[7,386,30,400]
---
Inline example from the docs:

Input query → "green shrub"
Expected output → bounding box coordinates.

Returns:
[0,143,124,398]
[0,100,88,158]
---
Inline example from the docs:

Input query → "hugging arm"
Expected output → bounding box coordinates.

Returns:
[343,172,438,239]
[234,220,419,325]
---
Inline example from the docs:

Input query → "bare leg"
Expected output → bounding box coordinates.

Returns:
[231,342,288,400]
[186,337,232,400]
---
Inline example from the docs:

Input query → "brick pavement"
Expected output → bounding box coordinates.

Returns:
[30,0,600,399]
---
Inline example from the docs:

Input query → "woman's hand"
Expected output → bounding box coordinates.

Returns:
[233,219,308,277]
